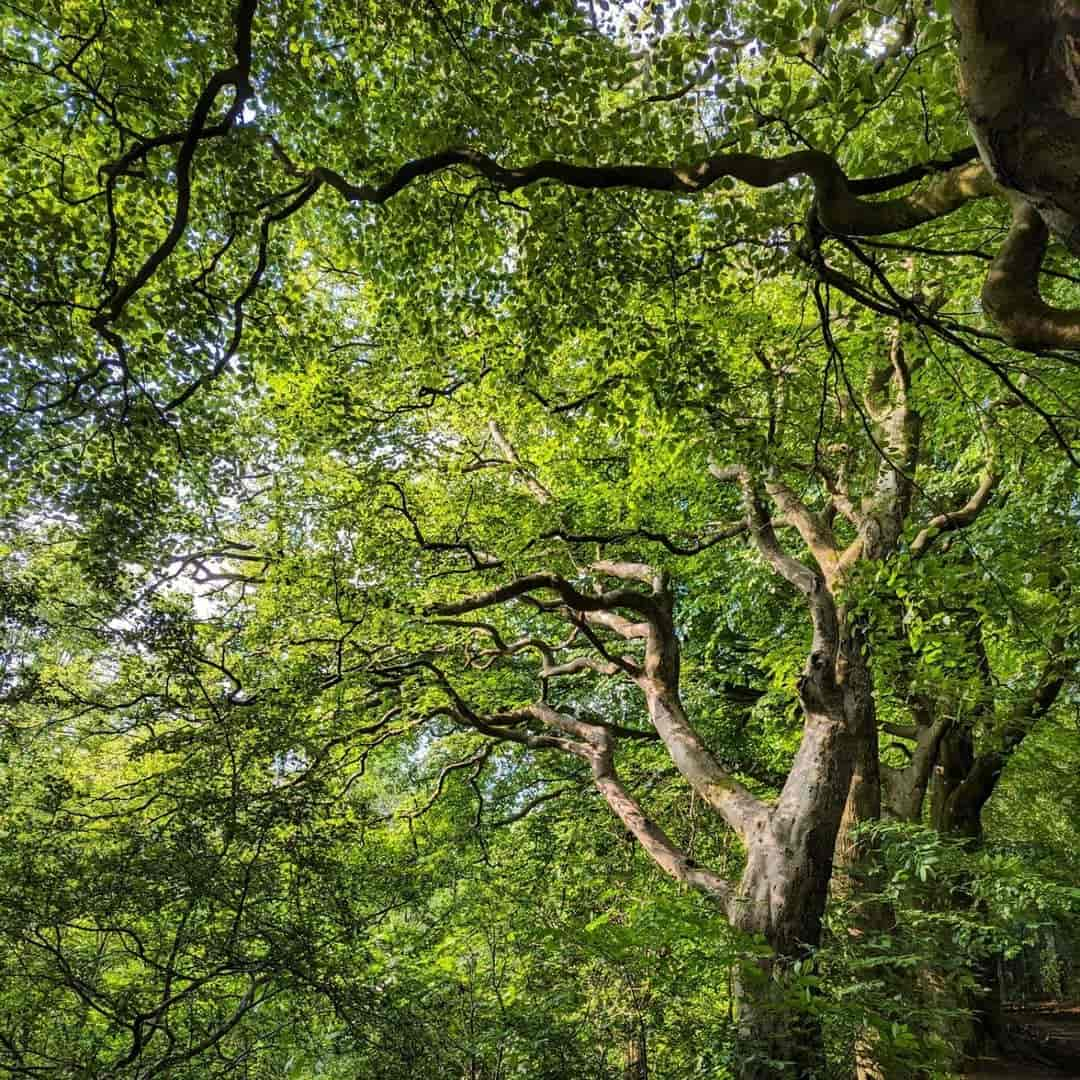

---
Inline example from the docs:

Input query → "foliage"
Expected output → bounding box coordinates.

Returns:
[1,0,1079,1077]
[817,821,1080,1076]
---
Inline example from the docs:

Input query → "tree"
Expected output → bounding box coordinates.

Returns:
[1,1,1079,1077]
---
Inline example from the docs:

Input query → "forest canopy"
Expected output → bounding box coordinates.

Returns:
[1,1,1079,1077]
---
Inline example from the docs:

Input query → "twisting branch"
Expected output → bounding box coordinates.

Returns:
[590,728,732,902]
[448,621,627,681]
[426,572,661,622]
[982,194,1080,350]
[426,559,764,841]
[488,782,586,827]
[440,692,732,900]
[910,468,1000,556]
[712,462,842,651]
[382,481,502,572]
[710,464,822,596]
[847,146,980,196]
[449,703,593,760]
[308,147,995,239]
[404,743,493,819]
[93,0,258,331]
[532,522,747,557]
[163,179,320,412]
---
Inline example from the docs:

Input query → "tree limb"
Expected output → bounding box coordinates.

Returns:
[590,729,732,902]
[711,463,839,660]
[910,467,1000,556]
[311,148,995,239]
[982,194,1080,350]
[426,572,660,622]
[487,421,553,504]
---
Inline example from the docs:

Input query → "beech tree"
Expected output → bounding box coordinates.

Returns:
[2,1,1080,1077]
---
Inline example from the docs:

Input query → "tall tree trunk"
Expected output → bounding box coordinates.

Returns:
[729,837,830,1080]
[726,634,874,1079]
[833,640,886,1080]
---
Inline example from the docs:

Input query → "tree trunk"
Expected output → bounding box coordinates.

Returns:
[622,1020,648,1080]
[727,806,840,1077]
[834,667,886,1080]
[954,0,1080,253]
[728,963,824,1080]
[726,639,874,1079]
[729,857,826,1080]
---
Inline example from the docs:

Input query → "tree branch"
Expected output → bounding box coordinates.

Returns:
[982,193,1080,350]
[910,467,1000,556]
[946,654,1068,829]
[93,0,258,331]
[427,572,660,622]
[711,463,839,660]
[534,522,747,557]
[487,421,553,504]
[310,148,995,239]
[590,730,731,902]
[762,477,840,580]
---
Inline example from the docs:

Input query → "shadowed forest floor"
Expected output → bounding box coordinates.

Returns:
[965,1003,1080,1078]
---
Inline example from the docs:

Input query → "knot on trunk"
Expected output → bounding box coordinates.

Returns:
[796,651,839,713]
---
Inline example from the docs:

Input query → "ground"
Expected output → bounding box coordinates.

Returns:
[965,1003,1080,1078]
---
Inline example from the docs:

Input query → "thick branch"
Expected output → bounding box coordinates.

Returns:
[591,731,731,901]
[711,465,819,594]
[838,330,923,572]
[762,477,840,580]
[910,468,999,556]
[955,1,1080,261]
[711,463,839,659]
[641,687,765,841]
[454,704,729,893]
[882,700,952,822]
[591,559,664,589]
[848,147,981,196]
[312,148,994,238]
[982,195,1080,350]
[582,610,651,640]
[444,562,766,840]
[427,572,659,622]
[464,705,594,760]
[946,656,1067,832]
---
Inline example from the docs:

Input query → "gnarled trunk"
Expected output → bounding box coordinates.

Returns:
[954,0,1080,253]
[726,634,874,1079]
[729,835,831,1080]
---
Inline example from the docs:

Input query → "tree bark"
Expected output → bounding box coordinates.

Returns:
[954,0,1080,253]
[725,629,873,1079]
[954,1,1080,347]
